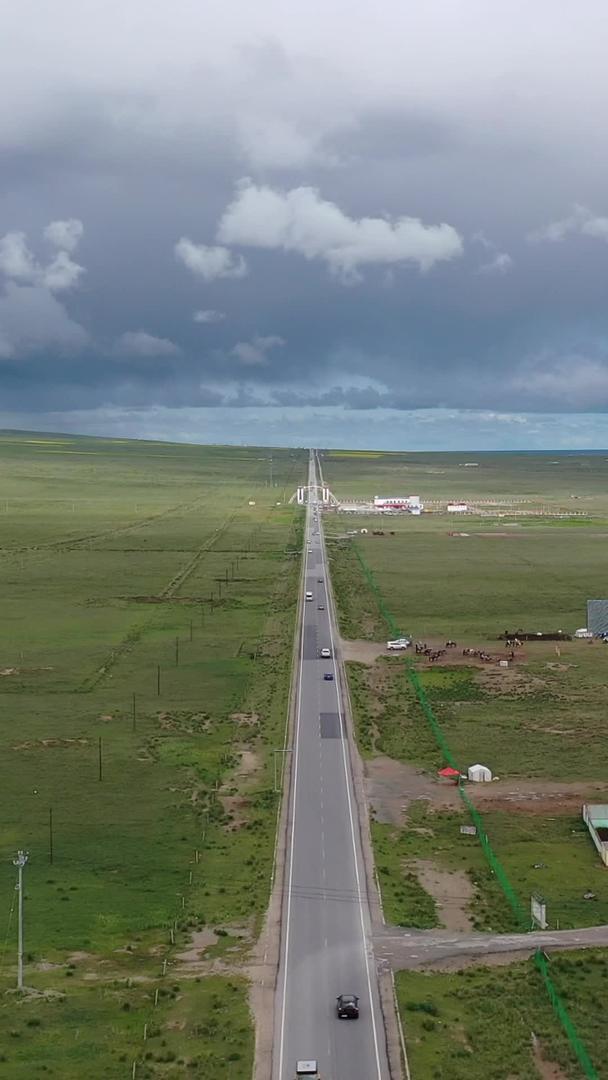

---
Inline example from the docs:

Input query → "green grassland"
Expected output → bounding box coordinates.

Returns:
[346,652,608,780]
[321,447,608,512]
[323,449,608,1067]
[325,468,608,786]
[372,802,608,933]
[327,461,608,925]
[0,431,306,1077]
[351,654,608,932]
[328,511,608,641]
[1,975,252,1079]
[396,949,608,1080]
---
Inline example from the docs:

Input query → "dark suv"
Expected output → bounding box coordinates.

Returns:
[336,994,359,1019]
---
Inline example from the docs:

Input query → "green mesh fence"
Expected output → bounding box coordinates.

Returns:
[406,664,527,928]
[351,542,401,639]
[351,539,599,1080]
[406,664,459,770]
[458,783,528,928]
[534,950,599,1079]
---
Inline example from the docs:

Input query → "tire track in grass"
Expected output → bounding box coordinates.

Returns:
[78,514,236,691]
[0,496,209,560]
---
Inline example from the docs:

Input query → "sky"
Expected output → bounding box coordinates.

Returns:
[2,0,608,450]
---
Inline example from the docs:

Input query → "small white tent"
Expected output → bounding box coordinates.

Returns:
[468,763,492,782]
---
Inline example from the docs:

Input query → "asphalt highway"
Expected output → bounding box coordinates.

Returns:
[274,452,390,1080]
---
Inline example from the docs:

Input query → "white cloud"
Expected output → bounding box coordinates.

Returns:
[472,232,513,275]
[0,232,37,282]
[0,224,88,356]
[0,282,88,359]
[174,238,247,282]
[193,309,225,323]
[236,115,337,170]
[41,250,85,291]
[43,219,84,253]
[474,410,528,424]
[479,252,513,275]
[114,330,181,357]
[582,217,608,240]
[529,204,608,244]
[231,334,285,366]
[0,228,84,292]
[217,180,463,280]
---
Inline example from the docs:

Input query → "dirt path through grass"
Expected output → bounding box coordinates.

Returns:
[413,861,474,931]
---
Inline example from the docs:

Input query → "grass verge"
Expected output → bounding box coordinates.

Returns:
[396,948,608,1080]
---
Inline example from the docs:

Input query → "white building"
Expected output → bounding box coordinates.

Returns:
[468,763,492,782]
[447,503,469,513]
[373,495,422,511]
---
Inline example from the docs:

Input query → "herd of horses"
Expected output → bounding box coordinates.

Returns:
[413,641,455,662]
[413,638,522,663]
[414,640,454,661]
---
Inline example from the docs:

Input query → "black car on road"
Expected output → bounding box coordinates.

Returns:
[336,994,359,1019]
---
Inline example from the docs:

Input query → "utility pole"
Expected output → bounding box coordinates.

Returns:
[13,850,28,990]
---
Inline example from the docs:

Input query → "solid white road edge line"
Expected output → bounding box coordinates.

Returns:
[277,460,312,1080]
[322,484,384,1079]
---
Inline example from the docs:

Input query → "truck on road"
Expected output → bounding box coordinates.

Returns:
[295,1062,321,1078]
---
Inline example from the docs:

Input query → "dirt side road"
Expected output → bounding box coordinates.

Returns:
[364,755,608,825]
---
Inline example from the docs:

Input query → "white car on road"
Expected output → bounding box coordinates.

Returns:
[386,638,411,650]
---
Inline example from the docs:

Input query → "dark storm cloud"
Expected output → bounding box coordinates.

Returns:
[2,0,608,445]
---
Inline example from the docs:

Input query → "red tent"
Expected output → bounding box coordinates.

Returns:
[438,766,460,782]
